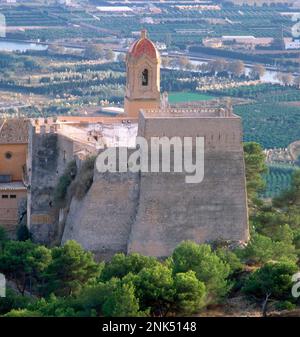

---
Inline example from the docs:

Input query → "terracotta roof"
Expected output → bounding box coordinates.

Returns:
[0,118,29,144]
[128,30,159,59]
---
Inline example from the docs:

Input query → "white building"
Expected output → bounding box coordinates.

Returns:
[284,38,300,50]
[96,6,133,13]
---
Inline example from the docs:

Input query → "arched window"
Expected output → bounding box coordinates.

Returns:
[142,69,148,86]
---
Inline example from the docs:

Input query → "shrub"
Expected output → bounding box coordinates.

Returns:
[102,279,145,317]
[42,240,100,297]
[275,300,297,311]
[54,160,77,205]
[172,241,231,302]
[100,253,159,282]
[236,233,298,265]
[242,261,298,301]
[173,271,206,315]
[69,157,95,200]
[0,227,8,252]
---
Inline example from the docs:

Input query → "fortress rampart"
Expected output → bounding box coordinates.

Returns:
[61,108,249,258]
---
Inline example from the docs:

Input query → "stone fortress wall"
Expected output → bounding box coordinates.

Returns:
[29,118,97,244]
[128,110,249,257]
[61,108,249,259]
[30,128,69,243]
[62,169,140,260]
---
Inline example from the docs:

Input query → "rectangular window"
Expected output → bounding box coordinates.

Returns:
[1,195,8,199]
[10,195,16,199]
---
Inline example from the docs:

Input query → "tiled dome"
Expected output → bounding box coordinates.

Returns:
[128,30,159,59]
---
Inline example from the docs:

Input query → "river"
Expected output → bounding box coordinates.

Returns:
[0,40,48,52]
[188,59,281,84]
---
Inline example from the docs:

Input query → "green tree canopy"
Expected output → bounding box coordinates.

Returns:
[42,240,100,297]
[172,241,231,301]
[244,142,268,203]
[102,278,146,317]
[100,252,159,282]
[131,264,175,316]
[273,170,300,209]
[173,271,206,315]
[243,261,297,299]
[242,261,298,316]
[0,240,51,295]
[0,227,8,253]
[84,45,104,60]
[236,232,297,265]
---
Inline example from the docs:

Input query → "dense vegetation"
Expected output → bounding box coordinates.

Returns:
[262,164,297,199]
[234,103,300,149]
[1,142,300,317]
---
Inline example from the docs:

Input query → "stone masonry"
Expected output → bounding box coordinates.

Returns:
[62,107,249,258]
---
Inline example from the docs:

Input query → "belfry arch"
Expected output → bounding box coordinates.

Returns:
[142,69,149,86]
[124,30,161,118]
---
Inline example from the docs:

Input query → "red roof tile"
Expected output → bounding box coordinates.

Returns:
[129,30,159,59]
[0,118,29,144]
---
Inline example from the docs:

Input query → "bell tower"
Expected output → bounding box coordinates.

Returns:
[124,30,161,118]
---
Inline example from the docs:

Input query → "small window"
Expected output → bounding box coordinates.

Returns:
[142,69,148,86]
[2,195,8,199]
[10,195,16,199]
[5,152,12,160]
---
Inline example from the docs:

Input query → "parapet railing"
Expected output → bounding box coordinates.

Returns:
[143,107,233,118]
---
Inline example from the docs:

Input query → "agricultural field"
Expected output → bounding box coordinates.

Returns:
[221,84,300,149]
[1,6,66,27]
[210,84,300,103]
[261,164,298,199]
[234,102,300,149]
[0,2,295,45]
[0,52,217,117]
[168,92,215,103]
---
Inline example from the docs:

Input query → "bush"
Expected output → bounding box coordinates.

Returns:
[69,157,95,200]
[276,301,297,310]
[54,160,77,205]
[42,240,100,297]
[236,233,298,265]
[173,271,206,315]
[4,309,41,317]
[0,227,8,252]
[102,279,146,317]
[172,241,231,302]
[0,289,35,316]
[131,264,175,315]
[0,240,52,296]
[275,300,297,311]
[242,261,298,302]
[100,253,159,282]
[215,247,243,275]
